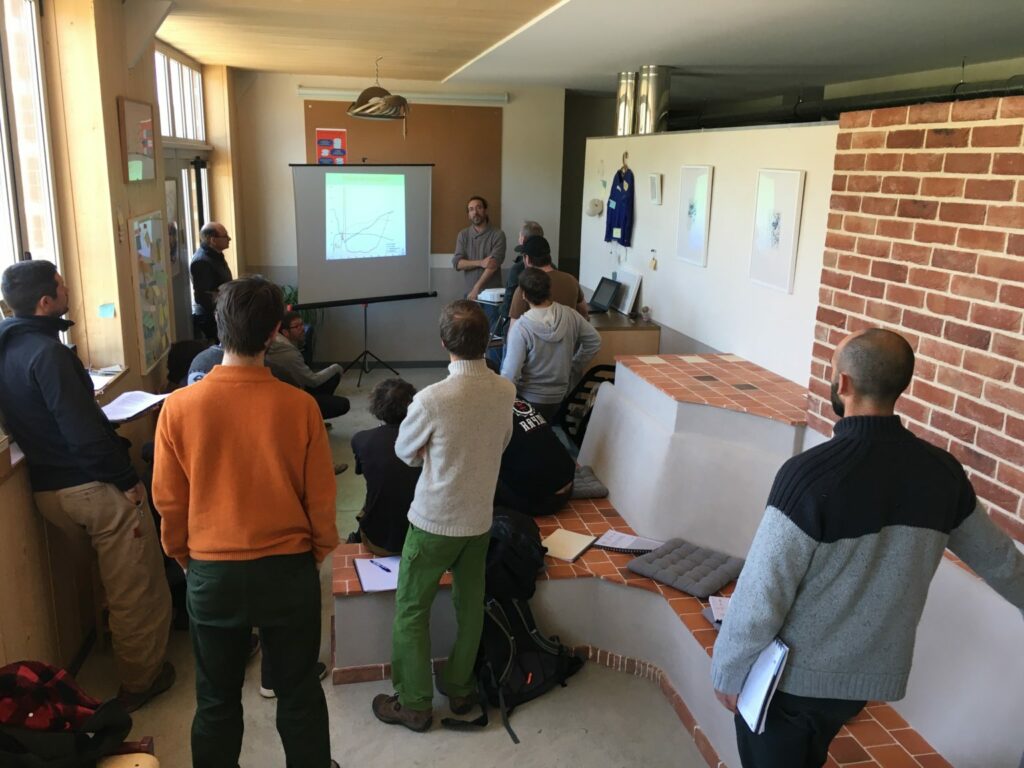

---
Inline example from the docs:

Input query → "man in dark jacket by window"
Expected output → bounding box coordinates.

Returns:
[190,221,233,341]
[0,260,173,713]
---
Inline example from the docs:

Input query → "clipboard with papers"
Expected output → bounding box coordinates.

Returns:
[737,637,790,735]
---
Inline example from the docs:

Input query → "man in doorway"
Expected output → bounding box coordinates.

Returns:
[266,310,350,420]
[452,195,505,303]
[0,260,174,712]
[711,328,1024,768]
[507,235,588,325]
[190,221,233,341]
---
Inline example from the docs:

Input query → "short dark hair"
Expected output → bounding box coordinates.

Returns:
[199,223,219,245]
[836,328,915,405]
[215,277,284,355]
[519,267,551,306]
[282,310,303,328]
[1,260,58,316]
[439,299,489,359]
[369,378,416,424]
[467,195,488,210]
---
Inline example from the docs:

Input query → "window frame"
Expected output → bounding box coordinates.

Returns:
[154,42,206,144]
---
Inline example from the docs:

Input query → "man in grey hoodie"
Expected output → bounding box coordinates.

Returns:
[500,268,601,422]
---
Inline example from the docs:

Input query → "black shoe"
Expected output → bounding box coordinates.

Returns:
[117,662,176,713]
[260,661,328,699]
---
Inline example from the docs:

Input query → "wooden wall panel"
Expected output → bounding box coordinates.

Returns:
[303,101,502,253]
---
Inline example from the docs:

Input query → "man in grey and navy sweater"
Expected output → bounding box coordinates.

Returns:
[711,328,1024,768]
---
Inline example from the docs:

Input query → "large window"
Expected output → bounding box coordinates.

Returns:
[154,47,205,142]
[0,0,59,274]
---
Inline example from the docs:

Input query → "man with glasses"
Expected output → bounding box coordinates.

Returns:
[190,222,233,341]
[266,310,350,422]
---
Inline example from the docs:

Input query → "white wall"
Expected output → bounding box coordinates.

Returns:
[579,123,838,384]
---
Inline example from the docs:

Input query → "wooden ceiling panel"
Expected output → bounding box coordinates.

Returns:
[157,0,558,79]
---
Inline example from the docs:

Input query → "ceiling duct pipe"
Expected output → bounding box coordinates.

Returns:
[616,71,637,136]
[636,65,672,134]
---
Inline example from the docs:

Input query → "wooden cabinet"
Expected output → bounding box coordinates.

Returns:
[588,313,660,369]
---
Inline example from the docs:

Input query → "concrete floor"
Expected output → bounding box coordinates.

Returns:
[79,364,707,767]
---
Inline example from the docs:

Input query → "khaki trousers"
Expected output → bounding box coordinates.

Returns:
[34,481,171,692]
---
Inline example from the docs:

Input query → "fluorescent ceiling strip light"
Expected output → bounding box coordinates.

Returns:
[297,87,509,106]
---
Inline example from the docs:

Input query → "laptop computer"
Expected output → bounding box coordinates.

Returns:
[588,277,622,314]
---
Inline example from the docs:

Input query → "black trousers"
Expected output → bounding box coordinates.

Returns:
[193,313,217,343]
[734,691,866,768]
[307,373,350,420]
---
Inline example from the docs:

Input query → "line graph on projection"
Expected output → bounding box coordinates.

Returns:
[325,173,407,260]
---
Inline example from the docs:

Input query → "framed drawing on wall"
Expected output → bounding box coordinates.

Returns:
[749,169,806,293]
[675,165,714,266]
[118,97,156,182]
[129,211,172,373]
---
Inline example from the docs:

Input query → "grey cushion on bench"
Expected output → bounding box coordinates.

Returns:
[571,465,609,499]
[627,539,744,598]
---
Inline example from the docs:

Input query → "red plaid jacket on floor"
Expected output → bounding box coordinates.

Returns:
[0,661,101,732]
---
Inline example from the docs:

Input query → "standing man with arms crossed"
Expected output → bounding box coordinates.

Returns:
[0,260,173,711]
[190,221,233,341]
[711,328,1024,768]
[372,300,516,731]
[154,277,339,768]
[453,195,505,303]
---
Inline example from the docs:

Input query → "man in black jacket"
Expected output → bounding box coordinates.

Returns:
[0,260,173,712]
[190,221,233,341]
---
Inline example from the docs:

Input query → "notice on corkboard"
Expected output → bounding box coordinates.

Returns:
[304,100,502,253]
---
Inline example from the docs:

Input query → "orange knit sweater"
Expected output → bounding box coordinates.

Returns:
[153,365,339,565]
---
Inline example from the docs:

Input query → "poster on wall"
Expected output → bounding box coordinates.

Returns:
[129,211,172,374]
[749,169,806,294]
[314,128,347,165]
[675,165,714,266]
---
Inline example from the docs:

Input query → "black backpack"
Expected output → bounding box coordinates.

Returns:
[443,596,584,743]
[485,508,547,601]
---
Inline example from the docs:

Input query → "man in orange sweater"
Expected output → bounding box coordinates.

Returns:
[153,277,339,768]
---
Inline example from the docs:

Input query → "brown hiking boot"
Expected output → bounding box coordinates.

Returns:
[117,662,176,713]
[371,693,432,732]
[434,675,478,715]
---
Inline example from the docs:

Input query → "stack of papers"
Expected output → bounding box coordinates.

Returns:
[737,638,790,735]
[101,391,169,423]
[541,529,596,562]
[594,530,663,554]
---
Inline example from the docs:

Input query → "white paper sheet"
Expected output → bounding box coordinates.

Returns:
[101,391,169,422]
[593,530,664,553]
[737,638,789,735]
[709,596,731,623]
[354,556,401,592]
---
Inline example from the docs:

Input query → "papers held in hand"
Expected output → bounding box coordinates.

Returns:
[354,556,401,592]
[737,638,790,735]
[101,391,169,423]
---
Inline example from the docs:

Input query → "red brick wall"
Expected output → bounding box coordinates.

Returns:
[809,96,1024,542]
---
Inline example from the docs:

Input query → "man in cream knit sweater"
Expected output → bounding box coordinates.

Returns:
[372,300,516,732]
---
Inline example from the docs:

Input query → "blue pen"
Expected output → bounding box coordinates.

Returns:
[370,560,392,573]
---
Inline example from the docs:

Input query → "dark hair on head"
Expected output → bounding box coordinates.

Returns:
[519,267,551,306]
[439,299,489,359]
[836,328,915,405]
[215,277,284,355]
[524,249,552,268]
[466,195,488,210]
[369,378,417,424]
[282,310,303,328]
[1,260,58,316]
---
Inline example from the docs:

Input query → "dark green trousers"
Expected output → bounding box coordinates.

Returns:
[187,553,330,768]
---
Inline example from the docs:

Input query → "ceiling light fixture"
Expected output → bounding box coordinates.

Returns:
[347,57,409,136]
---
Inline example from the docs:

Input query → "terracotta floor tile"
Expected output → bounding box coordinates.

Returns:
[669,596,705,614]
[890,728,934,756]
[913,755,953,768]
[847,720,897,748]
[828,735,870,764]
[865,744,919,768]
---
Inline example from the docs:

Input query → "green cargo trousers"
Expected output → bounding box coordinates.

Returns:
[391,525,489,711]
[187,553,331,768]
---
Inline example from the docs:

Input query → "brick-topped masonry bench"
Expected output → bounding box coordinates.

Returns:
[331,501,954,768]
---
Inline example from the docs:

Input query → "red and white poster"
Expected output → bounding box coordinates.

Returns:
[314,128,347,165]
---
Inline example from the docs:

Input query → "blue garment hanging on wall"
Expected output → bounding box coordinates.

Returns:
[604,168,635,247]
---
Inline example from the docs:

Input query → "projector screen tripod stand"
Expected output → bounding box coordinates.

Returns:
[343,302,399,387]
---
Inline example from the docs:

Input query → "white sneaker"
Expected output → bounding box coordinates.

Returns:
[260,661,329,699]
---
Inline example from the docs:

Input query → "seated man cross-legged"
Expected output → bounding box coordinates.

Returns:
[266,310,350,421]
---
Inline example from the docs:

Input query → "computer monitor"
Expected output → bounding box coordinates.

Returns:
[588,277,621,313]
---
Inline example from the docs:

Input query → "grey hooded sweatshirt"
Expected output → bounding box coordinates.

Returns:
[500,302,601,404]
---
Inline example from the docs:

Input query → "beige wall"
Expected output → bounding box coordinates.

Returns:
[233,72,565,273]
[580,123,838,384]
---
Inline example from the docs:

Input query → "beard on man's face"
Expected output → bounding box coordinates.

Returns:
[830,380,845,418]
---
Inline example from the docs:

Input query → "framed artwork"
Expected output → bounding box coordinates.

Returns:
[118,97,156,182]
[749,169,806,293]
[675,165,714,266]
[164,179,181,276]
[129,211,172,373]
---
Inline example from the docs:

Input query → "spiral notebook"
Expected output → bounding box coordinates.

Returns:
[593,530,664,555]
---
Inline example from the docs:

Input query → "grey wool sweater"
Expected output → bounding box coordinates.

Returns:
[395,359,516,538]
[711,415,1024,702]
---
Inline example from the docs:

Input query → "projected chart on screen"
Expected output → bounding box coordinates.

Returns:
[325,173,407,260]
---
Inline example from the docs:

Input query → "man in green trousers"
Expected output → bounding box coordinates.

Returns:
[372,300,516,731]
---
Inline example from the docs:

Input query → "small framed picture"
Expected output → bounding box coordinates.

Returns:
[118,97,156,182]
[749,169,806,293]
[676,165,714,267]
